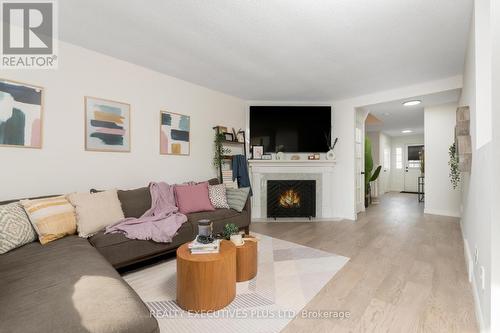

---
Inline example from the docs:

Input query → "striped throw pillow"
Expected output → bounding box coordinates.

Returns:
[226,187,250,212]
[21,196,77,244]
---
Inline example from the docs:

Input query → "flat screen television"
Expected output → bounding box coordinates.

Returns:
[249,106,331,153]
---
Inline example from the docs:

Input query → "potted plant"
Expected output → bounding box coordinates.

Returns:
[449,143,460,189]
[223,223,243,245]
[364,137,382,207]
[213,132,231,168]
[223,223,239,240]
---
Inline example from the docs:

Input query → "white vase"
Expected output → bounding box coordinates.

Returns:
[326,149,336,160]
[230,234,244,246]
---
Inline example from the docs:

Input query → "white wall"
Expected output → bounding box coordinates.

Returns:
[0,41,245,200]
[491,1,500,331]
[388,134,424,191]
[424,102,461,217]
[378,132,392,194]
[459,2,493,330]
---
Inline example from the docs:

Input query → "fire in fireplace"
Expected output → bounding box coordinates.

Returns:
[279,189,301,208]
[267,180,316,218]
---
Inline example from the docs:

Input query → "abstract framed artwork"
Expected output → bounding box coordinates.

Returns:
[85,96,130,152]
[160,110,190,155]
[0,79,43,149]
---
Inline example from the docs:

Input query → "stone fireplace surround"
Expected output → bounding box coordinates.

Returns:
[248,160,336,220]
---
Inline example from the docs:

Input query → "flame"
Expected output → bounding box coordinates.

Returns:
[279,189,301,208]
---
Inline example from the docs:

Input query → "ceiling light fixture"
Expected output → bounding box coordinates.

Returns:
[403,100,421,106]
[401,129,413,133]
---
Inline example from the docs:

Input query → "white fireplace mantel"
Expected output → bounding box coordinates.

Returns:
[249,159,336,220]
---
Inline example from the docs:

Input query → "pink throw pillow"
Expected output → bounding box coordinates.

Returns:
[174,182,215,214]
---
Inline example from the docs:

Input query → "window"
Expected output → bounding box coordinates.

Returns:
[395,147,403,169]
[407,145,424,169]
[384,148,390,170]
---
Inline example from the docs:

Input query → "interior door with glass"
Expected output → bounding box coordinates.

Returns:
[404,144,424,192]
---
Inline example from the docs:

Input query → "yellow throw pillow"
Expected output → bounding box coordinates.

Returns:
[21,196,77,245]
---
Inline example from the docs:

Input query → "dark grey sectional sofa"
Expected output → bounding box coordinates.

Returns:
[0,178,251,333]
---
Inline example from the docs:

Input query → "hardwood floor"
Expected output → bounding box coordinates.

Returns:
[251,192,478,333]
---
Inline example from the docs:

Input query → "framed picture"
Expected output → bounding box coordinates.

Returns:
[217,126,228,133]
[0,79,43,149]
[160,110,190,155]
[85,96,130,152]
[224,132,234,141]
[252,145,264,159]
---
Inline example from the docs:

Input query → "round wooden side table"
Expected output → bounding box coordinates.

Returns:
[176,240,236,312]
[236,236,258,282]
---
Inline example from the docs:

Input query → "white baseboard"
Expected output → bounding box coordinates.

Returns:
[463,236,486,332]
[424,208,461,218]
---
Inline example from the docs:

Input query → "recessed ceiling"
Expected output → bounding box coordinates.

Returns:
[59,0,472,101]
[363,89,461,137]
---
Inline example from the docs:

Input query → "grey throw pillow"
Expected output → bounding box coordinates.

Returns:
[0,202,36,254]
[226,187,250,212]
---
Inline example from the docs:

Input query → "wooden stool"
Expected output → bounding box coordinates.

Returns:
[235,235,258,282]
[176,240,236,312]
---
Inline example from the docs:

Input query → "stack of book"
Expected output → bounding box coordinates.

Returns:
[222,170,237,189]
[188,238,221,254]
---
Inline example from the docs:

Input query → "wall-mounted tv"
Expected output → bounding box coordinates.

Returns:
[249,106,331,153]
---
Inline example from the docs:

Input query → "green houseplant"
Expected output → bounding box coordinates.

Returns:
[213,132,231,168]
[223,223,239,240]
[448,142,460,189]
[364,137,382,207]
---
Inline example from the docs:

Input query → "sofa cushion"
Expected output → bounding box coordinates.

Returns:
[118,187,152,218]
[174,182,215,214]
[68,190,125,238]
[208,184,230,209]
[20,196,77,244]
[0,236,158,333]
[0,202,36,254]
[226,187,251,212]
[89,222,194,268]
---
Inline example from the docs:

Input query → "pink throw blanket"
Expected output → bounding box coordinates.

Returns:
[105,182,187,243]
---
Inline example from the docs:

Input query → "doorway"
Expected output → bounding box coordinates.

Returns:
[404,144,424,192]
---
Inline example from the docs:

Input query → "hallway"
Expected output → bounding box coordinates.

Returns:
[251,192,478,332]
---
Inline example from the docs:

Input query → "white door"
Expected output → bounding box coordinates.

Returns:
[355,127,364,212]
[404,144,424,192]
[380,147,391,194]
[391,146,405,191]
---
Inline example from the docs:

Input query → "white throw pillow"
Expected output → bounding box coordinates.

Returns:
[68,189,124,238]
[208,184,230,209]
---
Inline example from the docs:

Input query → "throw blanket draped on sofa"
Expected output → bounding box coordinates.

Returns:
[105,182,187,243]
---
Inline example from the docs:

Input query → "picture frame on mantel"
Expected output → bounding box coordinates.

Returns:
[251,145,264,159]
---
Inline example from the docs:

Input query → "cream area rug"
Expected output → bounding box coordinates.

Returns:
[123,233,349,333]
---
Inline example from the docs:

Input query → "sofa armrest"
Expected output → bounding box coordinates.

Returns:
[243,196,251,215]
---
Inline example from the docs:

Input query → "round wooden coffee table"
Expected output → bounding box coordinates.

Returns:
[236,236,258,282]
[176,240,236,312]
